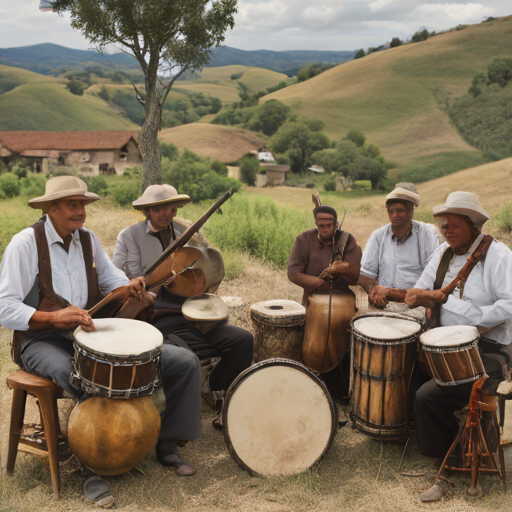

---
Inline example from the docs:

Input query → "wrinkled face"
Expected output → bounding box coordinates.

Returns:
[386,201,413,230]
[438,214,474,254]
[315,213,337,242]
[146,203,178,231]
[48,198,87,238]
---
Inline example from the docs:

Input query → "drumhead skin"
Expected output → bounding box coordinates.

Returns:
[182,293,229,321]
[223,359,337,477]
[420,325,479,348]
[74,318,163,357]
[250,300,305,327]
[353,315,421,340]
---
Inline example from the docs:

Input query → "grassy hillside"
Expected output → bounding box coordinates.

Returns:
[160,123,266,162]
[265,17,512,169]
[177,65,288,104]
[0,64,139,131]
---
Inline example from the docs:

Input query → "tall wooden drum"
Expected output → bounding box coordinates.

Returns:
[303,291,355,374]
[350,312,421,441]
[250,300,305,363]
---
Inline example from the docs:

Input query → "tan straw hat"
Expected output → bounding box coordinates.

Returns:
[433,191,489,227]
[386,182,420,207]
[28,176,99,210]
[132,184,190,210]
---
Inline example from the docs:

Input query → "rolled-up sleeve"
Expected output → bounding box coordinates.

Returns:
[0,231,38,330]
[91,232,130,292]
[360,230,380,279]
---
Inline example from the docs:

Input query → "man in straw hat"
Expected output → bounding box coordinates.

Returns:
[0,176,202,508]
[403,191,512,502]
[113,184,253,430]
[358,182,439,307]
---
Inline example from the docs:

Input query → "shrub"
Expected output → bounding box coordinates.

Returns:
[112,182,141,207]
[160,142,179,161]
[122,167,142,177]
[345,130,366,147]
[98,85,110,102]
[239,156,260,186]
[354,49,365,59]
[0,173,20,198]
[390,37,402,48]
[230,72,243,81]
[493,203,512,234]
[88,176,109,196]
[19,173,46,198]
[487,57,512,88]
[324,178,336,191]
[411,29,429,43]
[66,79,87,96]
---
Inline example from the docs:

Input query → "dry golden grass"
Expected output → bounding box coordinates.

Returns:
[159,123,267,162]
[265,16,512,166]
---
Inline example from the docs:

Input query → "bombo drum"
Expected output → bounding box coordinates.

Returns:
[420,325,485,386]
[350,312,421,441]
[250,300,305,363]
[222,359,337,477]
[72,318,163,398]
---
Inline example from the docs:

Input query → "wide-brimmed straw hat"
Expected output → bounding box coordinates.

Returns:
[132,184,190,211]
[386,182,420,207]
[433,191,489,227]
[29,176,99,210]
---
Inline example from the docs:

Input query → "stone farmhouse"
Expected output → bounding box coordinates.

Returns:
[0,131,141,175]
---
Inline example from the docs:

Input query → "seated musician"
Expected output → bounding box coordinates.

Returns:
[287,205,362,399]
[358,183,439,306]
[0,177,202,508]
[112,185,253,429]
[404,191,512,502]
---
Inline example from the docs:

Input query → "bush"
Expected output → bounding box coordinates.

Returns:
[98,85,110,102]
[239,156,260,186]
[122,167,142,177]
[487,57,512,88]
[354,49,365,59]
[66,79,87,96]
[493,203,512,234]
[160,142,179,161]
[324,178,336,191]
[0,173,20,198]
[345,130,366,147]
[411,29,429,43]
[230,72,243,81]
[87,176,109,196]
[112,182,141,207]
[390,37,402,48]
[19,173,46,198]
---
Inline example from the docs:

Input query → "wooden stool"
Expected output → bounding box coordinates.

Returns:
[6,370,65,498]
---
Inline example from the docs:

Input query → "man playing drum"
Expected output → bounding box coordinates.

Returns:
[358,183,439,307]
[404,191,512,501]
[112,184,253,429]
[287,205,362,400]
[0,177,201,508]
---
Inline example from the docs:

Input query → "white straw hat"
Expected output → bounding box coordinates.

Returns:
[433,191,489,227]
[386,182,420,207]
[29,176,99,210]
[132,184,190,211]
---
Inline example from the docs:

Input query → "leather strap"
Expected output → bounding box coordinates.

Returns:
[78,229,101,309]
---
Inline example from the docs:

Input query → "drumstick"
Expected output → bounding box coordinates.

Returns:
[312,193,321,208]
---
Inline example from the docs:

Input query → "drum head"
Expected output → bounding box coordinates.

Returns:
[352,313,421,341]
[182,293,229,322]
[74,318,163,357]
[250,300,305,327]
[420,325,479,348]
[223,359,337,477]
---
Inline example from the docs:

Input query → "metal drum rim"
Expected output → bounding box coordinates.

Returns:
[73,340,162,362]
[420,337,479,352]
[222,358,337,477]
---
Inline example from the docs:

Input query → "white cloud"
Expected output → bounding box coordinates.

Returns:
[413,3,495,24]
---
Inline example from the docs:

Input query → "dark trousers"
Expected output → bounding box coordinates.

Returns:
[22,332,201,443]
[412,340,511,458]
[153,316,254,392]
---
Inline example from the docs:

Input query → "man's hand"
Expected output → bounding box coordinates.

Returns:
[128,276,147,300]
[29,306,95,332]
[319,261,349,279]
[369,285,390,308]
[405,289,446,309]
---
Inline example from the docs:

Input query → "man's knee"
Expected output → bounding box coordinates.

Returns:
[160,344,200,379]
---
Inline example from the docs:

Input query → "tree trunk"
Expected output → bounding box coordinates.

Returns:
[140,69,162,191]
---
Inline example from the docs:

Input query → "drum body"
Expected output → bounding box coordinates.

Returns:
[350,312,421,441]
[420,326,485,386]
[250,300,305,363]
[72,318,163,398]
[223,359,337,477]
[303,291,355,374]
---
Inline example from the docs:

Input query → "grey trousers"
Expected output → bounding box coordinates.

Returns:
[22,333,201,444]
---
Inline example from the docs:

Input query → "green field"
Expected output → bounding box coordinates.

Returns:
[0,65,139,131]
[266,17,512,169]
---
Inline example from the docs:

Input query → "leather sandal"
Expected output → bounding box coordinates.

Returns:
[419,478,453,502]
[157,451,196,476]
[82,474,115,508]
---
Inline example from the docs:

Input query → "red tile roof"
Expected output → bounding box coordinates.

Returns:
[0,131,139,153]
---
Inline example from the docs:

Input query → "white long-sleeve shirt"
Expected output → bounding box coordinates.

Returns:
[360,220,439,289]
[415,236,512,345]
[0,216,129,331]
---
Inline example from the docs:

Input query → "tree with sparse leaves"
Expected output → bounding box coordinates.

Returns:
[51,0,237,190]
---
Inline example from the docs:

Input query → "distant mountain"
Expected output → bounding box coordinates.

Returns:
[207,46,355,76]
[0,43,139,75]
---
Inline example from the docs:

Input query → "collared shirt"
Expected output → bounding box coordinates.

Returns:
[360,220,439,289]
[0,216,129,331]
[415,237,512,345]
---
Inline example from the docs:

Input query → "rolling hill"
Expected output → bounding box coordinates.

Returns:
[0,64,139,131]
[159,123,266,162]
[265,16,512,169]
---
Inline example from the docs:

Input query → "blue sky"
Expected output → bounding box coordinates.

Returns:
[0,0,510,52]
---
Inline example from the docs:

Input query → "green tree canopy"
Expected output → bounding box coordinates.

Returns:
[52,0,237,190]
[247,99,290,136]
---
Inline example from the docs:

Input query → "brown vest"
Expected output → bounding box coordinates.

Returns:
[11,219,101,366]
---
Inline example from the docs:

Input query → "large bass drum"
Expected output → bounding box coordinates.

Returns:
[350,312,421,441]
[222,359,338,477]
